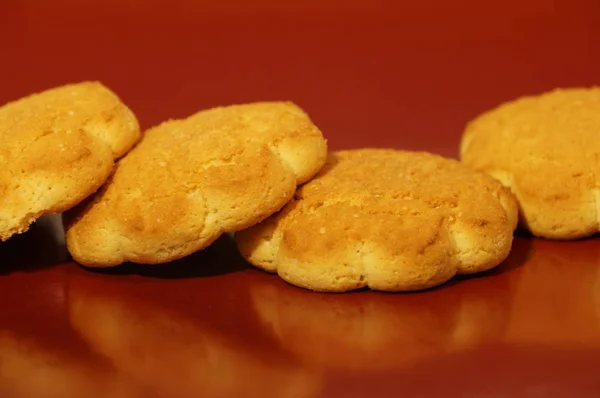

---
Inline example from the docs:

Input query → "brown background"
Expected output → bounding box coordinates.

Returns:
[1,0,600,397]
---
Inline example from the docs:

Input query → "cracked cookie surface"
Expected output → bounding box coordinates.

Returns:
[65,101,327,267]
[0,82,140,241]
[460,87,600,239]
[236,149,518,292]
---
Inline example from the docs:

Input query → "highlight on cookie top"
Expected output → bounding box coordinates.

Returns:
[235,149,519,293]
[64,101,328,267]
[460,86,600,240]
[0,81,141,242]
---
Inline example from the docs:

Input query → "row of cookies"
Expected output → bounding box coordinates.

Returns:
[1,82,597,292]
[241,87,600,292]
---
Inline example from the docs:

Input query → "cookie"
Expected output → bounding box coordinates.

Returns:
[65,101,327,266]
[236,149,518,292]
[460,87,600,239]
[0,82,140,242]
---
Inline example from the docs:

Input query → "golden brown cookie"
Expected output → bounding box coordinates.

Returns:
[65,101,327,267]
[460,87,600,239]
[236,149,518,292]
[0,82,140,242]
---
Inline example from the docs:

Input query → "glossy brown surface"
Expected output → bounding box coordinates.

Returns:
[1,1,600,397]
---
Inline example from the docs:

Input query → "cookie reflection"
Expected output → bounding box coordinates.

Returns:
[0,330,135,398]
[249,239,528,371]
[505,239,600,346]
[67,273,321,398]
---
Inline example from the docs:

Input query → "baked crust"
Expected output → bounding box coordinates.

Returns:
[0,81,140,241]
[236,149,517,292]
[460,87,600,239]
[65,101,327,266]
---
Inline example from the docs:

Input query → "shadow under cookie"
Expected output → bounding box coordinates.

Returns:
[81,234,250,279]
[0,214,69,274]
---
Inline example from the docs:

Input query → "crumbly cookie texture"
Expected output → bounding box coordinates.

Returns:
[460,87,600,240]
[65,101,328,267]
[236,149,518,293]
[0,81,140,242]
